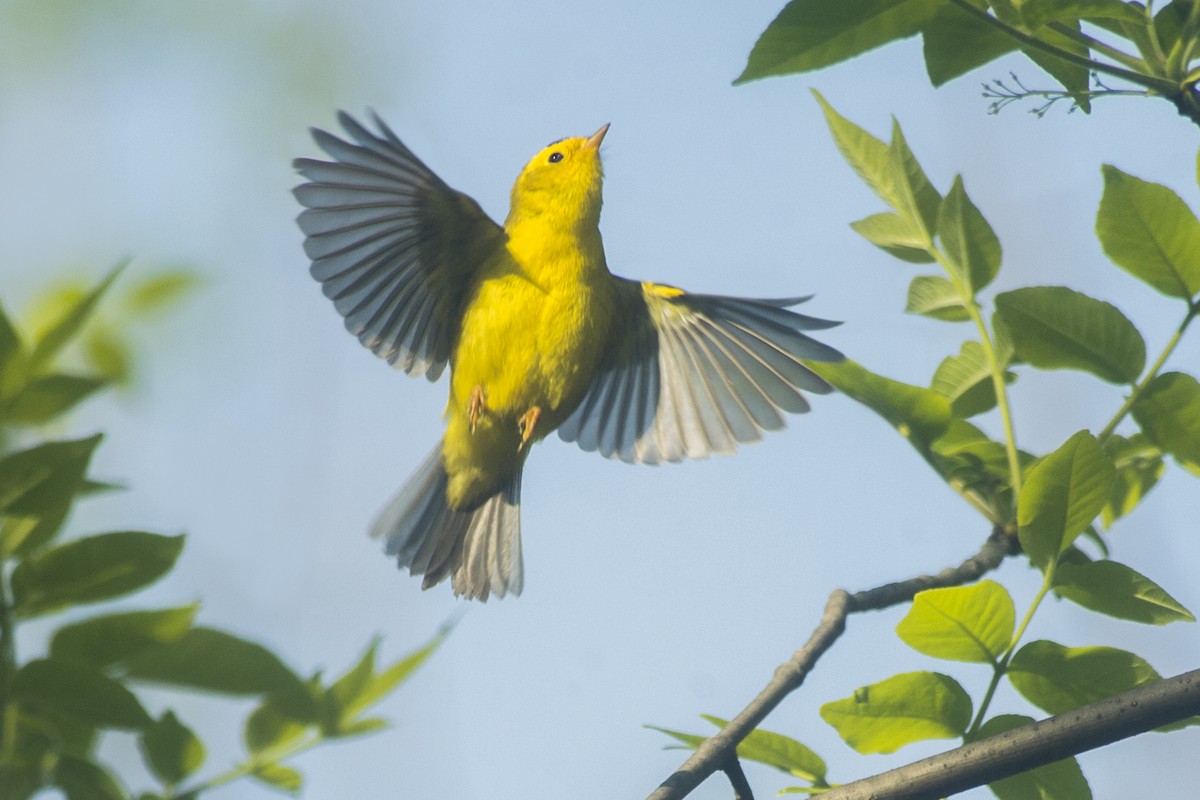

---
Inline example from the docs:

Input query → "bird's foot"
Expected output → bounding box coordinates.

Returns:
[468,385,488,433]
[517,406,542,452]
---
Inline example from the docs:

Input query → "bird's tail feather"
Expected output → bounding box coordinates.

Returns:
[372,441,523,601]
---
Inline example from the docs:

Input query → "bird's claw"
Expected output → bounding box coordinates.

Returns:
[468,385,488,433]
[517,406,542,452]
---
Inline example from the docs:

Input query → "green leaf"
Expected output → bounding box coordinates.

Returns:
[906,275,971,321]
[85,329,133,384]
[12,658,152,730]
[54,754,128,800]
[0,434,102,556]
[1054,559,1194,625]
[1101,433,1165,527]
[122,627,315,719]
[993,287,1145,384]
[342,628,450,720]
[245,699,311,755]
[702,716,827,784]
[1020,0,1144,27]
[326,639,380,730]
[1018,431,1116,571]
[29,264,125,374]
[937,175,1001,293]
[1008,640,1160,714]
[50,605,199,667]
[139,711,205,785]
[922,0,1017,86]
[12,532,185,618]
[974,714,1090,800]
[252,763,302,795]
[887,121,942,237]
[1097,165,1200,298]
[0,300,24,398]
[850,212,935,263]
[896,580,1014,663]
[819,671,972,754]
[931,341,1012,417]
[930,419,1020,519]
[2,373,108,425]
[736,0,942,83]
[1131,372,1200,469]
[807,358,952,461]
[813,92,940,235]
[124,269,199,316]
[647,723,707,750]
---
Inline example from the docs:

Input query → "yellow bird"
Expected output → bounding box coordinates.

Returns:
[294,112,842,601]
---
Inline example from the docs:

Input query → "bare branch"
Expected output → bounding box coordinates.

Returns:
[819,668,1200,800]
[645,528,1019,800]
[721,754,754,800]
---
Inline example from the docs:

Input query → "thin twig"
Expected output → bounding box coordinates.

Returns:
[817,668,1200,800]
[644,528,1019,800]
[721,754,755,800]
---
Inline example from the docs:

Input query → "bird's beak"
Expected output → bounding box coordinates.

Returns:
[585,123,610,151]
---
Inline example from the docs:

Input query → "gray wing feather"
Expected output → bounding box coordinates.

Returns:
[293,111,504,382]
[558,283,842,464]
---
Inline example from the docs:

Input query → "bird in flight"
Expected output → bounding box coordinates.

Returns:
[293,112,842,601]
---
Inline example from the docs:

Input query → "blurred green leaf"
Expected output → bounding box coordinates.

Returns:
[937,175,1001,293]
[12,658,151,730]
[1101,433,1165,527]
[12,532,185,618]
[896,580,1014,663]
[139,711,205,786]
[337,626,449,723]
[29,264,125,374]
[973,714,1090,800]
[1019,0,1143,27]
[1097,165,1200,298]
[124,270,199,316]
[252,763,302,795]
[906,275,971,321]
[850,212,935,263]
[0,434,102,557]
[122,627,315,719]
[245,699,312,756]
[922,0,1016,86]
[54,754,128,800]
[993,287,1145,384]
[50,605,199,667]
[702,716,827,784]
[1008,641,1160,714]
[0,299,24,398]
[819,671,972,753]
[1018,431,1116,571]
[737,0,942,83]
[1131,372,1200,469]
[931,341,1013,417]
[1054,559,1194,625]
[85,328,133,384]
[2,373,108,425]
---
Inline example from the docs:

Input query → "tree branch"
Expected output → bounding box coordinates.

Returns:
[644,528,1019,800]
[818,667,1200,800]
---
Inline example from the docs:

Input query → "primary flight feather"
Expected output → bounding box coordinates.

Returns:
[293,111,843,601]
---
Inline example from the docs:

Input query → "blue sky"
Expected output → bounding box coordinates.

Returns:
[2,1,1198,798]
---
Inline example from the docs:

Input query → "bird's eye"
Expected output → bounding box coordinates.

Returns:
[548,152,564,164]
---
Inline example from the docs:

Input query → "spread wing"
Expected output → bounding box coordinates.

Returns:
[293,111,506,381]
[557,280,843,464]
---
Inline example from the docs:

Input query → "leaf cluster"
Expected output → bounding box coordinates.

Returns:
[0,271,444,799]
[737,0,1200,121]
[654,92,1199,798]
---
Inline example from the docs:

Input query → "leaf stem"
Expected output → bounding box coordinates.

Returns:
[173,731,324,798]
[1096,301,1198,444]
[966,568,1055,735]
